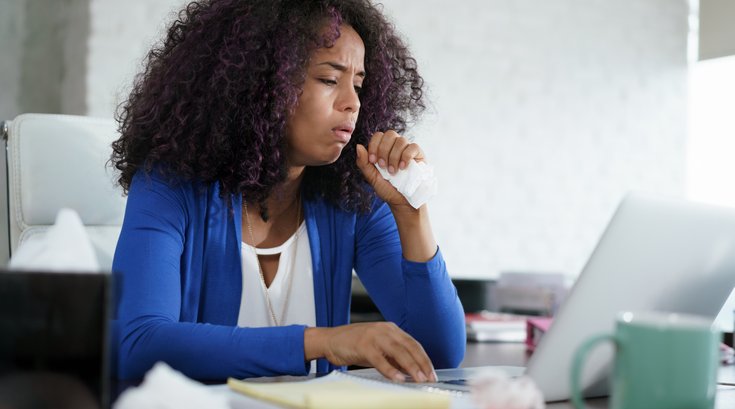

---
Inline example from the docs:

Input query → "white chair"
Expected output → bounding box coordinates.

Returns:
[0,113,127,270]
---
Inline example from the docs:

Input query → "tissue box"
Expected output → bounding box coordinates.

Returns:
[0,270,112,408]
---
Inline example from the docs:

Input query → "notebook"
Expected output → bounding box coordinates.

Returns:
[359,193,735,402]
[228,371,452,409]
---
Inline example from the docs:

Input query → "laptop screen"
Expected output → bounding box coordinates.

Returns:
[0,270,111,408]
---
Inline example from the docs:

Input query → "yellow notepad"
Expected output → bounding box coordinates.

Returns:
[227,371,451,409]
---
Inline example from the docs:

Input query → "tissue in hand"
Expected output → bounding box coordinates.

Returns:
[375,160,437,209]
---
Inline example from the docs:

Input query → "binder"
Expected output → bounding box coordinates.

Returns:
[465,312,527,343]
[525,317,553,352]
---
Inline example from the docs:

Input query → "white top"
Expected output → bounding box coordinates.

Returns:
[237,221,316,372]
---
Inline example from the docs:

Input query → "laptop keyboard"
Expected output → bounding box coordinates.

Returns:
[439,379,469,386]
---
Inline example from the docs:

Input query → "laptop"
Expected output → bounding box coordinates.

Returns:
[358,193,735,401]
[0,270,112,408]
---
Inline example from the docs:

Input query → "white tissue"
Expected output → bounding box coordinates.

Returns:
[375,160,437,209]
[470,369,545,409]
[113,362,230,409]
[8,208,100,272]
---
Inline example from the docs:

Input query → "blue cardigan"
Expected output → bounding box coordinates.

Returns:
[113,170,466,380]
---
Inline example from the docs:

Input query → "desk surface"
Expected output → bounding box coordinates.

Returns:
[461,341,735,409]
[114,341,735,408]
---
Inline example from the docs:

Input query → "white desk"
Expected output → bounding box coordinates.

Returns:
[193,342,735,409]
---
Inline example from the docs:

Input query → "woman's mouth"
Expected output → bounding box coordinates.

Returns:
[332,125,354,144]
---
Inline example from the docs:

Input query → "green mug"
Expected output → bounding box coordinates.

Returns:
[570,311,720,409]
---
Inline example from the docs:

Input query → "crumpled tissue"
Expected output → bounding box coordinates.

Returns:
[8,208,99,272]
[470,369,545,409]
[375,160,437,209]
[114,362,230,409]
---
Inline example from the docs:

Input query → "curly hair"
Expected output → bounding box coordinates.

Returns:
[111,0,425,215]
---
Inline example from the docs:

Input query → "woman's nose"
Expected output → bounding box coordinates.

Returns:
[337,84,360,113]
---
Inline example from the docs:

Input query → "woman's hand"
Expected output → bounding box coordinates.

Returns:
[355,130,425,209]
[355,130,438,262]
[304,323,437,383]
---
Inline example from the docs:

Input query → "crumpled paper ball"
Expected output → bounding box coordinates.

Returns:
[470,369,545,409]
[113,362,229,409]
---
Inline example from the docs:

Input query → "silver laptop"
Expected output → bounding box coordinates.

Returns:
[360,193,735,402]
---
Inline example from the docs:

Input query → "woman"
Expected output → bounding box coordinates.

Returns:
[111,0,465,382]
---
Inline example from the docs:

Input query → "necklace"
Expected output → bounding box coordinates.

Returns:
[243,198,301,326]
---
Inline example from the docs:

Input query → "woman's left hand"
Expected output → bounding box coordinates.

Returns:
[355,130,425,208]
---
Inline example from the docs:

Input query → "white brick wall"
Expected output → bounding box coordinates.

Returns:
[86,0,187,117]
[0,0,25,119]
[381,0,689,278]
[82,0,689,280]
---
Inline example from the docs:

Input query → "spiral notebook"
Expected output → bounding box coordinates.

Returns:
[227,371,452,409]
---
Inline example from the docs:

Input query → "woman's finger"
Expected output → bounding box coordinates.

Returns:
[355,144,379,184]
[381,340,428,383]
[395,333,435,382]
[377,326,434,382]
[376,130,399,170]
[367,349,406,382]
[400,143,424,168]
[387,137,409,174]
[373,323,434,383]
[367,132,384,164]
[320,322,436,383]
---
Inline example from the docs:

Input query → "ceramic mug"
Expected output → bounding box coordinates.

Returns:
[570,311,720,409]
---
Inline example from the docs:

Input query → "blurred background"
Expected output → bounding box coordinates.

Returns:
[0,0,733,322]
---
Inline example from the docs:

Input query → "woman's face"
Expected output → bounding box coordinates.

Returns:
[285,25,365,167]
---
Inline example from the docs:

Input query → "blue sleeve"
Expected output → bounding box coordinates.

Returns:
[113,172,308,380]
[353,200,466,368]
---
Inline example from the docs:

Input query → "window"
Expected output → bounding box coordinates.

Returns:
[687,55,735,207]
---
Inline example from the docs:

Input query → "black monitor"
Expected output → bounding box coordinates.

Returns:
[0,270,111,409]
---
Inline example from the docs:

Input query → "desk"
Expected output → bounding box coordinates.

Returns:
[114,342,735,408]
[461,341,735,409]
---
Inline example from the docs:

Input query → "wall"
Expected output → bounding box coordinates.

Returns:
[688,55,735,330]
[0,0,25,120]
[699,0,735,60]
[0,0,690,280]
[0,0,89,265]
[380,0,689,278]
[0,0,89,117]
[85,0,186,118]
[0,0,184,119]
[0,0,183,266]
[0,0,26,264]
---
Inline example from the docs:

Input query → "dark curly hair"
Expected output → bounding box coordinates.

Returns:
[111,0,425,214]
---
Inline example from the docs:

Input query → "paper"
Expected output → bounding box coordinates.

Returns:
[375,160,437,209]
[114,362,229,409]
[470,369,545,409]
[228,371,450,409]
[8,208,100,272]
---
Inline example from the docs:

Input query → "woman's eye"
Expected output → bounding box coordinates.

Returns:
[320,79,337,86]
[354,86,362,94]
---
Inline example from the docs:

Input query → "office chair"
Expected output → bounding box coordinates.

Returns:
[0,113,127,270]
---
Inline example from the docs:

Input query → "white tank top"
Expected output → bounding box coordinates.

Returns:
[237,221,317,371]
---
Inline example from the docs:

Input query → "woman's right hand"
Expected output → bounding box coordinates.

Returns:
[304,322,437,383]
